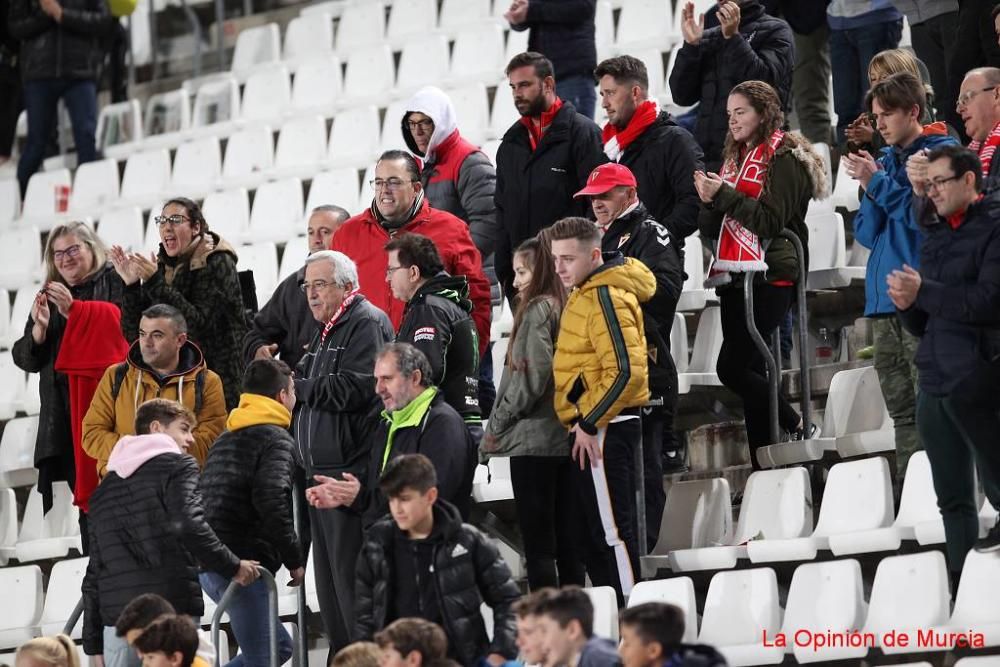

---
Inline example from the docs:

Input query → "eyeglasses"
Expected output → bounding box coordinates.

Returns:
[406,119,434,132]
[154,214,192,228]
[386,265,408,278]
[926,175,961,192]
[957,86,998,108]
[53,244,82,261]
[300,280,338,293]
[370,178,416,192]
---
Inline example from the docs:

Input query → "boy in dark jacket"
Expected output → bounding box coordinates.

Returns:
[619,603,727,667]
[82,399,258,667]
[374,618,449,667]
[199,359,304,667]
[353,454,520,667]
[535,587,621,667]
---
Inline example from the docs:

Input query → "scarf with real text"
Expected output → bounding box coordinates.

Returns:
[520,97,564,151]
[320,288,361,344]
[602,99,659,161]
[969,120,1000,182]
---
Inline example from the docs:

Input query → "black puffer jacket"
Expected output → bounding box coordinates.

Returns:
[510,0,597,81]
[82,450,239,655]
[615,111,705,240]
[354,500,520,666]
[494,102,605,295]
[12,263,124,509]
[397,273,480,424]
[7,0,109,81]
[667,1,794,171]
[899,193,1000,401]
[199,397,302,574]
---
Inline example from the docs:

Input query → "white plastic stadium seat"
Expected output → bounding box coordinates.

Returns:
[0,353,21,422]
[489,84,519,140]
[806,211,865,289]
[39,557,89,637]
[832,158,862,211]
[171,136,222,199]
[22,373,40,416]
[670,313,688,373]
[326,106,380,168]
[627,578,698,644]
[19,168,72,230]
[271,116,328,179]
[278,236,308,282]
[291,55,344,117]
[584,587,619,642]
[282,14,333,66]
[231,23,281,82]
[96,100,143,158]
[248,178,304,244]
[202,188,250,244]
[141,88,192,150]
[0,178,20,227]
[747,457,894,563]
[447,84,490,147]
[119,148,172,207]
[595,0,614,61]
[335,1,385,56]
[450,23,505,85]
[395,35,450,97]
[342,45,395,104]
[386,0,436,45]
[98,206,145,252]
[0,564,43,649]
[438,0,491,33]
[191,76,241,135]
[239,65,291,127]
[472,456,513,503]
[237,243,279,309]
[676,233,708,311]
[221,124,274,189]
[663,47,697,116]
[0,291,10,351]
[306,168,359,219]
[0,227,42,291]
[616,0,673,51]
[926,549,1000,649]
[0,488,17,565]
[14,482,81,562]
[7,287,39,349]
[68,158,120,217]
[641,477,732,577]
[677,306,724,392]
[698,568,784,666]
[380,99,409,154]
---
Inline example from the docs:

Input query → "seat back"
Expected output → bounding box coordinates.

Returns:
[893,451,942,528]
[781,559,867,646]
[396,36,450,91]
[447,84,490,147]
[380,100,410,153]
[22,168,72,220]
[283,14,333,63]
[688,306,723,373]
[69,158,120,213]
[202,188,250,243]
[628,577,698,643]
[328,106,380,166]
[248,178,304,243]
[278,236,309,282]
[387,0,436,40]
[335,1,385,54]
[734,467,813,543]
[121,149,171,202]
[236,243,279,308]
[670,313,689,373]
[291,55,343,113]
[343,45,394,100]
[18,482,78,542]
[0,228,42,291]
[241,65,291,122]
[0,353,23,421]
[222,125,275,183]
[824,366,891,437]
[450,23,505,83]
[652,477,732,554]
[813,457,894,538]
[97,206,145,252]
[0,179,20,227]
[806,211,847,273]
[863,551,951,637]
[699,568,780,647]
[192,77,240,127]
[584,587,619,641]
[96,100,143,151]
[0,565,43,648]
[950,549,1000,627]
[616,0,672,48]
[275,116,327,170]
[438,0,490,30]
[171,137,221,191]
[144,88,191,137]
[40,557,90,637]
[231,23,281,80]
[306,168,360,220]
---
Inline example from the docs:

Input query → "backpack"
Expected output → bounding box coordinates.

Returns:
[109,362,206,412]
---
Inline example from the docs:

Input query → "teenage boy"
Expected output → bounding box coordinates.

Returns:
[115,594,217,667]
[535,587,620,667]
[843,71,957,480]
[354,454,520,666]
[373,618,449,667]
[549,216,655,604]
[618,603,726,667]
[132,615,203,667]
[513,590,557,667]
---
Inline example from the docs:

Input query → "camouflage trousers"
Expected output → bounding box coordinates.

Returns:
[872,316,922,478]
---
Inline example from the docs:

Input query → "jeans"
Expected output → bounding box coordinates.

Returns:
[103,626,141,667]
[17,77,99,195]
[829,19,903,144]
[556,74,596,121]
[200,571,293,667]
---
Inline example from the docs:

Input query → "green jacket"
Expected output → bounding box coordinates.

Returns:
[698,132,827,286]
[482,297,569,459]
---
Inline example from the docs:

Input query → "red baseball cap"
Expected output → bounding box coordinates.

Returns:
[574,162,638,198]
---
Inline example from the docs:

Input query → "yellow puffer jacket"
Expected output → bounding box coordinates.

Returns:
[553,256,656,429]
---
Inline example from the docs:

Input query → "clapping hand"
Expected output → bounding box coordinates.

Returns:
[130,252,159,282]
[306,473,361,509]
[109,245,140,285]
[693,170,724,203]
[680,2,704,45]
[504,0,528,25]
[45,282,74,318]
[30,290,50,344]
[39,0,63,21]
[842,150,881,191]
[717,0,741,39]
[844,113,875,147]
[887,265,922,310]
[906,151,930,196]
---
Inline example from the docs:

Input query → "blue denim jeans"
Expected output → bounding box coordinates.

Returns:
[200,571,293,667]
[17,77,99,194]
[556,74,597,121]
[829,19,903,144]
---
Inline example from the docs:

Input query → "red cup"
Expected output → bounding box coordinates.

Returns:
[54,184,70,213]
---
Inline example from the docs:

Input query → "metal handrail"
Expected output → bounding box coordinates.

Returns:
[64,598,85,636]
[212,569,279,667]
[291,482,308,667]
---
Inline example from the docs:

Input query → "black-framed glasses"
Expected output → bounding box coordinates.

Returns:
[957,86,998,108]
[926,175,961,191]
[154,214,192,228]
[53,244,82,261]
[370,178,416,192]
[406,119,434,132]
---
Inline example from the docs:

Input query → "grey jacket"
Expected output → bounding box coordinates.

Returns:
[482,297,569,459]
[889,0,957,24]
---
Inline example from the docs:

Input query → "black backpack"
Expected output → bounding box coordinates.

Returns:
[109,363,206,412]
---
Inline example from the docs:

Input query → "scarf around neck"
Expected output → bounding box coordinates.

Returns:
[380,386,438,472]
[520,97,564,151]
[969,120,1000,181]
[320,288,361,344]
[371,190,426,231]
[602,100,659,161]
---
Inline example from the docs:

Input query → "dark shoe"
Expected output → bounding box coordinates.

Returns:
[662,446,688,474]
[791,422,820,441]
[974,518,1000,553]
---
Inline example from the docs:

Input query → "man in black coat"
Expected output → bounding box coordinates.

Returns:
[82,399,258,667]
[7,0,110,194]
[668,0,794,171]
[494,51,605,300]
[294,250,394,655]
[575,163,684,550]
[352,454,520,667]
[199,359,304,667]
[595,55,704,241]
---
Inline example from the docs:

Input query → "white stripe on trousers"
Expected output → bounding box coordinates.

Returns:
[589,426,636,597]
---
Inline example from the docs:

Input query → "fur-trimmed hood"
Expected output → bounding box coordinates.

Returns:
[779,131,829,201]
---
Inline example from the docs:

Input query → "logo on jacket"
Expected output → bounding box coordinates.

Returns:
[551,167,567,173]
[413,326,436,342]
[654,225,671,247]
[617,233,631,249]
[451,544,468,557]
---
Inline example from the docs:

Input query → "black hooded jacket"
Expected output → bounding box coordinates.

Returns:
[7,0,110,81]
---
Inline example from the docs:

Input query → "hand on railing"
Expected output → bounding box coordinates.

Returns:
[234,559,261,586]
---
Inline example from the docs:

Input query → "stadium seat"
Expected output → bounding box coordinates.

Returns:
[67,158,120,218]
[119,148,172,208]
[248,178,304,245]
[616,0,673,51]
[335,1,385,56]
[438,0,491,33]
[481,139,500,167]
[863,551,951,655]
[326,106,381,168]
[0,564,43,649]
[641,477,732,577]
[271,116,328,180]
[827,451,941,555]
[342,45,395,104]
[956,659,1000,667]
[171,136,222,199]
[240,65,292,127]
[0,227,43,291]
[298,0,339,18]
[472,456,513,503]
[96,100,143,158]
[144,203,167,252]
[0,178,20,227]
[698,568,784,666]
[489,83,519,140]
[359,165,376,209]
[141,88,192,150]
[746,457,894,563]
[278,236,308,282]
[595,0,614,61]
[627,577,698,644]
[447,84,491,147]
[670,313,688,373]
[283,14,333,66]
[395,35,451,97]
[202,188,251,244]
[0,488,16,565]
[291,55,344,117]
[306,168,360,219]
[0,292,11,352]
[386,0,437,45]
[380,100,410,153]
[665,467,813,572]
[779,559,868,663]
[7,287,37,349]
[676,233,708,311]
[98,206,145,252]
[450,23,506,85]
[15,482,80,562]
[39,557,89,638]
[22,373,40,416]
[630,47,666,99]
[677,306,723,393]
[806,211,865,289]
[19,168,72,230]
[238,243,279,309]
[221,124,275,190]
[190,76,241,136]
[755,366,894,468]
[231,23,281,82]
[831,158,862,211]
[812,142,834,191]
[304,545,318,612]
[926,549,1000,649]
[503,26,529,66]
[585,587,619,642]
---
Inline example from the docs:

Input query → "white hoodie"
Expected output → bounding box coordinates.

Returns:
[403,85,459,164]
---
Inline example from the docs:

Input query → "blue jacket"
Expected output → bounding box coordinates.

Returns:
[852,131,956,316]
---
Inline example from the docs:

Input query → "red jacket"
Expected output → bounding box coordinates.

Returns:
[331,199,491,357]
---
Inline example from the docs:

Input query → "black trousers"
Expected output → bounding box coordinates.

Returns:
[569,418,641,606]
[718,285,801,467]
[910,11,960,132]
[509,455,585,591]
[949,0,1000,138]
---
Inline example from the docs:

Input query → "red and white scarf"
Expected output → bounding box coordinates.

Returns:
[969,120,1000,181]
[520,97,563,151]
[320,288,361,344]
[707,129,785,285]
[602,99,659,161]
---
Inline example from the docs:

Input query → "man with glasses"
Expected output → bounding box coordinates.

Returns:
[331,150,491,365]
[293,250,393,658]
[888,145,1000,585]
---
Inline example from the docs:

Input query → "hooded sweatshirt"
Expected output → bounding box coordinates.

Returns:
[106,433,182,478]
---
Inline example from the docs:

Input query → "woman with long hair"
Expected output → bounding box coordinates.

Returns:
[111,197,247,409]
[694,80,827,468]
[481,233,583,590]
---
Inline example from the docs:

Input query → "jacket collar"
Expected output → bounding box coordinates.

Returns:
[504,100,577,149]
[126,339,206,383]
[408,272,472,312]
